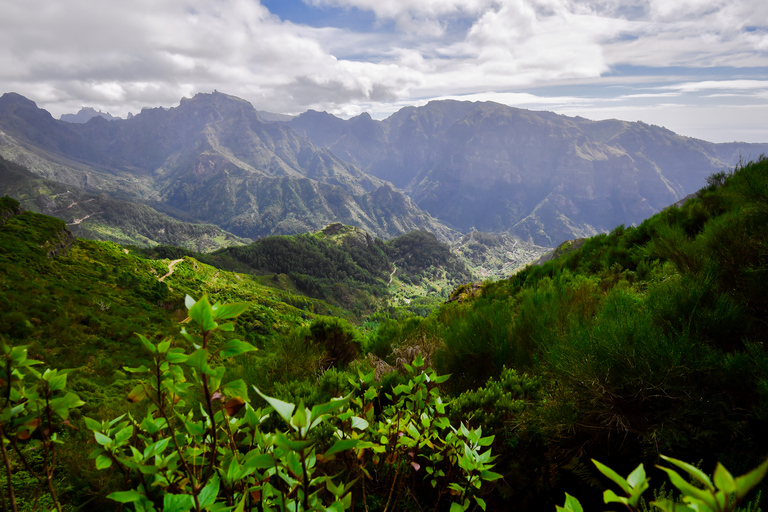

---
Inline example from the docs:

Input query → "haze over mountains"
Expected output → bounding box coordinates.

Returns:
[290,101,768,245]
[2,90,767,248]
[0,91,451,242]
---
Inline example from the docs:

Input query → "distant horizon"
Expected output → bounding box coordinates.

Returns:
[16,89,767,146]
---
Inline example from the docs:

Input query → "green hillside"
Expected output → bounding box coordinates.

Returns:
[133,222,473,316]
[0,155,249,251]
[422,156,768,507]
[2,157,768,511]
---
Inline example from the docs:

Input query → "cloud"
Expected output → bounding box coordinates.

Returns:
[0,0,766,141]
[0,0,419,116]
[660,80,768,93]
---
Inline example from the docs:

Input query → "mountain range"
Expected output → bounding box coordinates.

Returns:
[0,92,451,243]
[2,91,767,248]
[289,101,768,245]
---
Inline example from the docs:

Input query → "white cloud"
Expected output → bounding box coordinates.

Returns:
[661,80,768,93]
[0,0,766,141]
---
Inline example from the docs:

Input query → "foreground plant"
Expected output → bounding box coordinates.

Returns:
[86,295,503,511]
[1,341,84,512]
[557,456,768,512]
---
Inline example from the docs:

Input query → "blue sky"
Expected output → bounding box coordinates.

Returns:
[1,0,767,142]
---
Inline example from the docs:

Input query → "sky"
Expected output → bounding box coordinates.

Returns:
[1,0,767,142]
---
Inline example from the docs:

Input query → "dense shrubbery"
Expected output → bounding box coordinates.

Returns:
[3,158,768,510]
[418,156,768,507]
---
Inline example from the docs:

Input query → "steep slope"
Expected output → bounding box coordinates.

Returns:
[289,100,768,246]
[0,92,454,241]
[0,156,248,251]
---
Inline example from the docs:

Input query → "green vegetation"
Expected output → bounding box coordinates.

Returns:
[136,225,472,316]
[2,157,768,510]
[0,155,248,252]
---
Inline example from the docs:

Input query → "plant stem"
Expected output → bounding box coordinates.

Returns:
[42,385,62,512]
[0,427,18,512]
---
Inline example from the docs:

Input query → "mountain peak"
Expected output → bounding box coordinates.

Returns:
[60,107,120,123]
[181,90,253,108]
[0,92,39,109]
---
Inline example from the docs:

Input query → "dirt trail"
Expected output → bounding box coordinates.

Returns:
[68,212,97,225]
[388,264,397,285]
[159,259,184,282]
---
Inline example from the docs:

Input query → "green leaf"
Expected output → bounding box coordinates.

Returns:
[660,455,714,491]
[189,295,217,332]
[243,452,275,470]
[603,489,628,506]
[627,463,647,489]
[165,350,188,363]
[123,365,149,373]
[127,384,147,403]
[450,501,469,512]
[324,439,361,457]
[222,379,249,400]
[233,493,247,512]
[198,476,220,509]
[136,333,156,354]
[143,437,170,459]
[274,431,314,452]
[218,339,257,359]
[108,490,143,503]
[713,463,736,494]
[185,295,196,310]
[212,302,250,320]
[650,500,696,512]
[163,493,195,512]
[657,466,718,509]
[350,416,369,431]
[480,470,502,481]
[254,387,295,425]
[95,454,113,469]
[559,493,584,512]
[114,425,133,444]
[186,349,209,374]
[94,431,111,446]
[50,392,85,419]
[48,372,68,392]
[592,459,631,495]
[734,458,768,499]
[474,496,487,511]
[84,417,101,431]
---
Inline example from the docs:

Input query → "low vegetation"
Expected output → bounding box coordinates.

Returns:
[2,156,768,511]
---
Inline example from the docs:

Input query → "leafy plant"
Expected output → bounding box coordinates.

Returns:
[0,340,84,512]
[557,457,768,512]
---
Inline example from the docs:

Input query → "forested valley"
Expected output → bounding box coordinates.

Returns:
[2,157,768,512]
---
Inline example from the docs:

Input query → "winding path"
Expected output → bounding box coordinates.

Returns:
[388,264,397,285]
[68,212,98,225]
[159,259,184,282]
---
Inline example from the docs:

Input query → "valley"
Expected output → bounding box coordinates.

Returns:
[1,92,768,511]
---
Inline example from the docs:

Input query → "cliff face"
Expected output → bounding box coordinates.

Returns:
[44,224,76,258]
[289,100,768,246]
[0,92,454,242]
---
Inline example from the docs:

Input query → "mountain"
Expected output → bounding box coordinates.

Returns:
[60,106,121,123]
[0,92,454,241]
[289,100,768,245]
[0,155,248,251]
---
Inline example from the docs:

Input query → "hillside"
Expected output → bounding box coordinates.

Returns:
[0,155,248,251]
[137,222,475,315]
[289,100,768,245]
[2,158,768,511]
[0,92,455,240]
[419,157,768,507]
